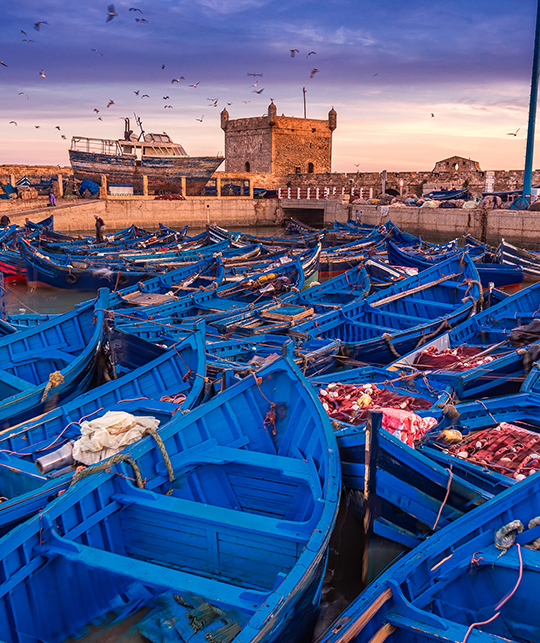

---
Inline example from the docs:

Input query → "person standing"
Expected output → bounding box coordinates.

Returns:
[0,214,10,227]
[48,191,56,207]
[94,214,105,243]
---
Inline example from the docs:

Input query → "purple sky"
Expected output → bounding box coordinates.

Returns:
[1,0,539,172]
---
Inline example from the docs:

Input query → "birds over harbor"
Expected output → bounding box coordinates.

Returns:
[4,5,337,138]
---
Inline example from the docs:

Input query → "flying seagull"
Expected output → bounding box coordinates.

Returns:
[161,64,166,70]
[106,5,117,22]
[290,49,299,57]
[242,100,250,104]
[250,81,258,87]
[39,69,46,77]
[55,125,61,130]
[252,88,265,94]
[188,81,200,87]
[309,68,319,78]
[171,76,185,83]
[195,115,204,122]
[135,18,148,23]
[208,99,219,107]
[9,121,17,126]
[141,94,149,98]
[18,92,29,99]
[22,39,34,43]
[35,125,40,129]
[247,72,262,77]
[129,7,143,11]
[0,61,8,67]
[91,48,103,56]
[164,105,172,108]
[507,128,521,136]
[306,51,316,58]
[34,21,49,31]
[133,90,139,95]
[431,113,434,117]
[93,108,100,113]
[107,99,114,107]
[163,95,170,100]
[20,30,27,36]
[61,134,67,139]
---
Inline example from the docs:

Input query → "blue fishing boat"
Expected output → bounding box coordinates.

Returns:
[0,329,206,532]
[0,288,109,428]
[0,356,340,643]
[315,464,540,643]
[111,254,312,334]
[212,263,370,336]
[290,254,481,366]
[387,238,524,289]
[389,281,540,399]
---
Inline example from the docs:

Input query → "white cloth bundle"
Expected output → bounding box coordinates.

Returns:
[72,410,160,465]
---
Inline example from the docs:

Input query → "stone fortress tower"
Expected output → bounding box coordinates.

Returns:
[220,102,337,175]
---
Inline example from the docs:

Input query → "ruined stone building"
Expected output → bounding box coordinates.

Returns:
[220,102,337,175]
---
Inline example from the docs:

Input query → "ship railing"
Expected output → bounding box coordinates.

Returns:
[70,137,122,155]
[276,186,373,200]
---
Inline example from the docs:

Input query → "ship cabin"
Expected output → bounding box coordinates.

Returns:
[70,119,188,161]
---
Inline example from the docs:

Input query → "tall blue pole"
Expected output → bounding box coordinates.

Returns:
[522,0,540,204]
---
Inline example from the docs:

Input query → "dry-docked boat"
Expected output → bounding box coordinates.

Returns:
[69,118,224,196]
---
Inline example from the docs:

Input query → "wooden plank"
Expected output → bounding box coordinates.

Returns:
[329,588,393,642]
[370,273,461,308]
[261,307,314,322]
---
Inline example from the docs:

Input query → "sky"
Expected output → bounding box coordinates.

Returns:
[1,0,539,173]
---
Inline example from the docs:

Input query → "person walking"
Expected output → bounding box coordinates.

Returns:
[94,214,106,243]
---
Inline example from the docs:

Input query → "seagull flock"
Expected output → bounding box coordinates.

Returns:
[3,3,378,143]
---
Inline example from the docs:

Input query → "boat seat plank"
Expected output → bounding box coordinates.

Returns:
[156,443,319,497]
[37,532,271,611]
[0,370,33,394]
[6,347,82,366]
[112,486,312,542]
[401,298,459,310]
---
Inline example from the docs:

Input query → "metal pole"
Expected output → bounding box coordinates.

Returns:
[523,0,540,204]
[362,410,382,587]
[303,87,307,118]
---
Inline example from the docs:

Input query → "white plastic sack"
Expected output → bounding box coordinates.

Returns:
[72,410,160,465]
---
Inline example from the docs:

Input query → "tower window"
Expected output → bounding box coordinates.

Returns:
[245,161,251,172]
[308,162,314,173]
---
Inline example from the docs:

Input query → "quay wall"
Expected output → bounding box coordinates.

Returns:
[2,193,540,249]
[0,197,284,233]
[339,204,540,248]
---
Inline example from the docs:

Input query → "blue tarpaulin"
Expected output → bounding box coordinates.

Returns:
[78,180,100,196]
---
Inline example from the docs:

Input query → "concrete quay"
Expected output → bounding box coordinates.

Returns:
[343,204,540,248]
[0,194,538,249]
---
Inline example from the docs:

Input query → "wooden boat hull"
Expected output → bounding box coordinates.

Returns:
[0,357,340,643]
[69,149,224,196]
[315,462,540,643]
[0,289,110,430]
[0,330,206,533]
[387,239,523,289]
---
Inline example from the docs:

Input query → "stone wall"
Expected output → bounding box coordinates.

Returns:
[0,164,71,184]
